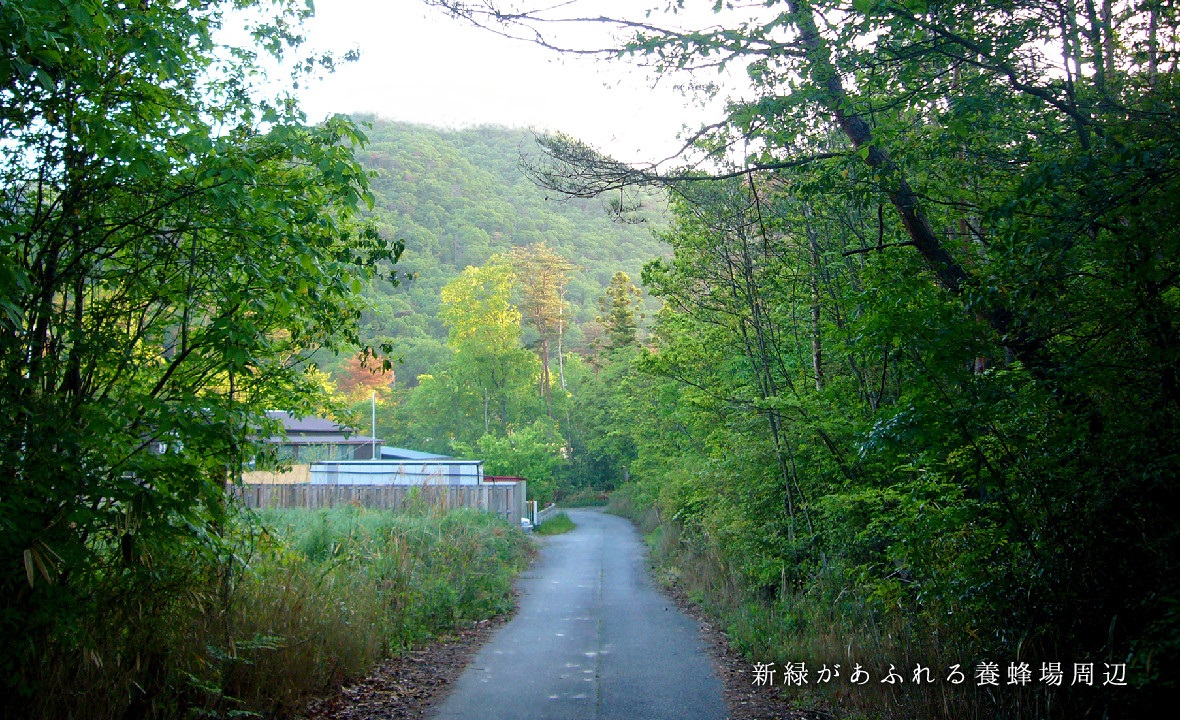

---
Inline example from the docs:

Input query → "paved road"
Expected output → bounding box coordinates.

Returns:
[431,509,725,720]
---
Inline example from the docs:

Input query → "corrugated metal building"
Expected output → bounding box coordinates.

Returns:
[310,459,485,485]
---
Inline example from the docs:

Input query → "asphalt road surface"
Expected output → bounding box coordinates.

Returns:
[431,508,726,720]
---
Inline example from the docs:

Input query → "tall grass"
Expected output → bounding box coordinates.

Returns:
[200,505,533,717]
[23,504,533,720]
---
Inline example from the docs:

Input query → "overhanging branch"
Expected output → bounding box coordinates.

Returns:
[524,132,841,197]
[423,1,804,66]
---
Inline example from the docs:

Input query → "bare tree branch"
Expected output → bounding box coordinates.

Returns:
[523,131,840,196]
[423,0,804,66]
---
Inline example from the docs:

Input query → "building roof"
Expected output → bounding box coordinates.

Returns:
[266,411,343,434]
[381,446,453,460]
[264,411,380,445]
[317,458,483,466]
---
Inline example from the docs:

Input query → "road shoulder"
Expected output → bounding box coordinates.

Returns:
[301,595,523,719]
[661,582,821,720]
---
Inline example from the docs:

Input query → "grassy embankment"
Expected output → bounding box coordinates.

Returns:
[30,504,532,720]
[553,489,609,507]
[533,512,576,536]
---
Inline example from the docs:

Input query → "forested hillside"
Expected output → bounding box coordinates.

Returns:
[316,121,668,497]
[331,120,666,386]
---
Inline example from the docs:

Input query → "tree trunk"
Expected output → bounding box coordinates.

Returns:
[804,218,825,392]
[1101,0,1114,75]
[787,0,1048,373]
[1083,0,1106,93]
[539,336,552,416]
[558,284,567,389]
[1149,3,1159,82]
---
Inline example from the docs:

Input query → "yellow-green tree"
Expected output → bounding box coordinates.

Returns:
[439,259,540,434]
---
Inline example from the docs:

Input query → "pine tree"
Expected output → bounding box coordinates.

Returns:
[597,271,643,352]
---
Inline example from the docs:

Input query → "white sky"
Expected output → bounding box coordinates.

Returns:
[294,0,732,164]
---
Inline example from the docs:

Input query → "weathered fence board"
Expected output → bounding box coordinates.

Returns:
[233,482,527,525]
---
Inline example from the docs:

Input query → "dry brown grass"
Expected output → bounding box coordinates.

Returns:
[18,506,532,720]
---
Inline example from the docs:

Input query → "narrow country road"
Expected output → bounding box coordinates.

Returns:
[431,509,726,720]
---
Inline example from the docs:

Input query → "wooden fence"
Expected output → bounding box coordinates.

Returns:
[233,482,527,525]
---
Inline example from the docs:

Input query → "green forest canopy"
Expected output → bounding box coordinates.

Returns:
[338,120,667,386]
[313,121,665,501]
